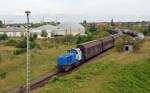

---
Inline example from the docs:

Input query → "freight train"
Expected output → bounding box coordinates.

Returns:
[122,29,144,40]
[57,35,118,71]
[107,29,144,40]
[57,28,144,71]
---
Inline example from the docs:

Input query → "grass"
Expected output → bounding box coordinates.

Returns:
[33,36,150,93]
[0,39,74,93]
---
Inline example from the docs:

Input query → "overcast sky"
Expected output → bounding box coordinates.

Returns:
[0,0,149,23]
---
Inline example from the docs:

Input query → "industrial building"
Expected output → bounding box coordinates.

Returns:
[31,23,85,38]
[31,24,57,38]
[0,23,85,38]
[54,22,85,36]
[0,26,25,37]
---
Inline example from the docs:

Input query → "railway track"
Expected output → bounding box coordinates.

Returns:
[10,70,59,93]
[8,30,141,93]
[9,29,141,93]
[10,33,121,93]
[9,47,111,93]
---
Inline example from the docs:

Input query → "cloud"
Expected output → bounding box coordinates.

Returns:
[0,0,149,15]
[0,0,149,22]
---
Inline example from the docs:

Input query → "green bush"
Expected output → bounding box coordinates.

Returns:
[29,34,37,41]
[133,40,144,52]
[5,39,18,46]
[115,35,144,52]
[0,54,2,63]
[0,70,6,79]
[92,30,110,39]
[30,41,39,49]
[16,38,38,49]
[115,35,132,52]
[16,38,27,48]
[33,33,37,39]
[77,32,92,44]
[41,30,48,37]
[13,48,26,55]
[115,38,124,52]
[0,34,8,40]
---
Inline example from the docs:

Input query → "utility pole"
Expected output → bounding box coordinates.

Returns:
[25,11,31,93]
[55,17,57,25]
[148,22,150,35]
[65,29,68,44]
[43,16,45,23]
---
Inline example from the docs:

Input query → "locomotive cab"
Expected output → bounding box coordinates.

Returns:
[57,48,82,71]
[70,48,82,61]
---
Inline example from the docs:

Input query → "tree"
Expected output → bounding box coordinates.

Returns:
[110,19,115,27]
[16,37,38,49]
[0,34,8,40]
[148,23,150,35]
[76,32,92,44]
[89,23,97,32]
[0,20,3,28]
[41,30,48,37]
[33,33,37,39]
[83,20,87,27]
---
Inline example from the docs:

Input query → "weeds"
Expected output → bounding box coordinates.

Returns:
[0,69,7,79]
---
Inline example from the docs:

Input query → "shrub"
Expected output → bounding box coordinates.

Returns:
[115,38,124,52]
[16,38,27,48]
[16,38,38,49]
[5,39,18,46]
[92,30,110,39]
[30,34,37,41]
[0,34,8,40]
[0,54,2,63]
[13,48,26,55]
[0,70,6,79]
[133,40,144,52]
[76,32,92,44]
[41,30,48,37]
[30,41,39,49]
[115,35,132,52]
[33,33,37,39]
[115,35,144,52]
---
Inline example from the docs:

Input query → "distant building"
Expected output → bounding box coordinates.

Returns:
[54,22,85,36]
[0,23,85,39]
[0,26,25,37]
[31,23,85,38]
[31,24,57,38]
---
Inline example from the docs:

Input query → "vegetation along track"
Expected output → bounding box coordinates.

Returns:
[10,33,121,93]
[9,46,111,93]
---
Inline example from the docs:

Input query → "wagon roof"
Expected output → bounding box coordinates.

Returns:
[98,36,113,41]
[77,40,101,48]
[78,40,97,45]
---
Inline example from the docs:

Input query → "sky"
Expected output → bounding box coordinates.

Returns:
[0,0,149,23]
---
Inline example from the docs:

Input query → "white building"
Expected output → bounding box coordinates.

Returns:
[0,23,85,39]
[54,22,85,36]
[31,23,85,38]
[0,27,25,37]
[31,24,57,38]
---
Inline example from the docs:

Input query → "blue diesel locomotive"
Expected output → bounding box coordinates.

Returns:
[57,36,115,71]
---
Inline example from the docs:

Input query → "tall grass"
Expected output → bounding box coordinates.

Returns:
[33,37,150,93]
[0,39,73,93]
